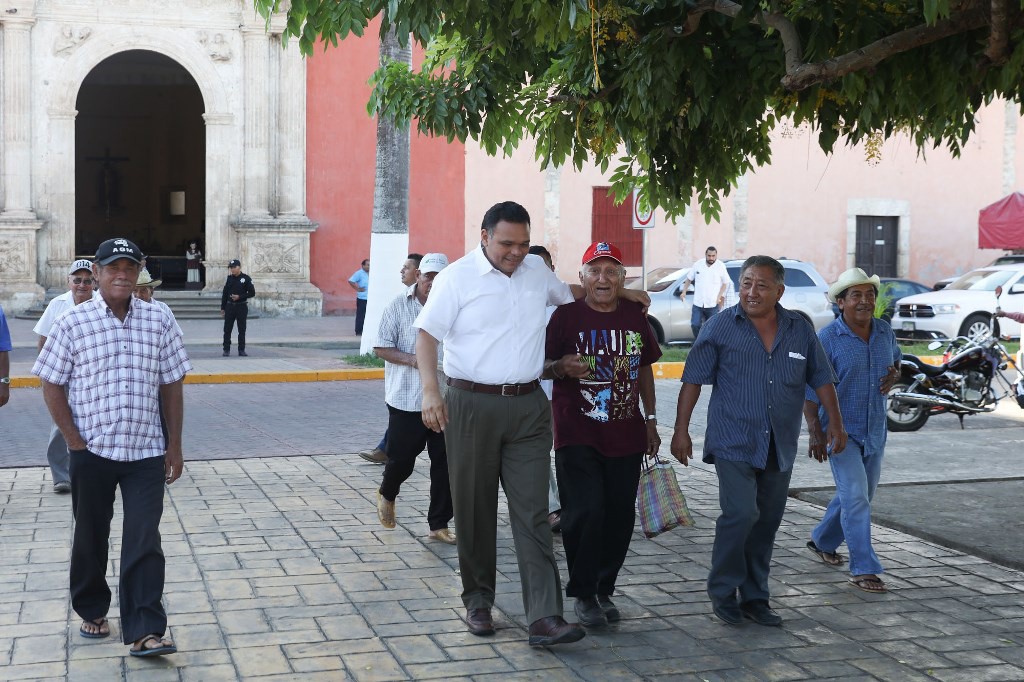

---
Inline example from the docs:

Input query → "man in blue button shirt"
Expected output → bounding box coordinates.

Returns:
[803,268,901,594]
[671,256,847,627]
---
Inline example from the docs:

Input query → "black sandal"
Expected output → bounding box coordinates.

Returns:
[129,634,177,657]
[806,540,845,566]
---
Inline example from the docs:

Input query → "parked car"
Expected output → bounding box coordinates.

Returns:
[933,254,1024,290]
[892,264,1024,341]
[627,259,833,343]
[830,278,931,321]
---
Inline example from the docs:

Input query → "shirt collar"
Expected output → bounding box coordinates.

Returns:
[404,283,417,299]
[471,244,540,277]
[834,313,876,339]
[96,291,136,317]
[733,302,789,323]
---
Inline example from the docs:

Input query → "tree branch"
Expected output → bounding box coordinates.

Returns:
[781,7,989,91]
[678,1,803,73]
[984,0,1009,64]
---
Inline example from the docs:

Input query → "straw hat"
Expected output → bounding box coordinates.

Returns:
[828,267,880,303]
[136,268,162,288]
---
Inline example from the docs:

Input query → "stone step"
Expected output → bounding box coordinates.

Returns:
[14,289,260,321]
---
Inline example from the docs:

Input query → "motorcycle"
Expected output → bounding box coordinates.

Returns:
[887,287,1023,432]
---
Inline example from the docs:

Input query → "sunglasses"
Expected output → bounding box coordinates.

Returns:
[71,277,95,285]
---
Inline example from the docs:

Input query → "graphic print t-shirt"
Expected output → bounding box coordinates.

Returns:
[546,299,662,457]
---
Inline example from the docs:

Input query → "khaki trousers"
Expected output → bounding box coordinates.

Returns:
[444,385,562,624]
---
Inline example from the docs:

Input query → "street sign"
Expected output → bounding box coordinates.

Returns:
[632,189,654,229]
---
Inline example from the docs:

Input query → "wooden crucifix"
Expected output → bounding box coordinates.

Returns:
[85,147,130,221]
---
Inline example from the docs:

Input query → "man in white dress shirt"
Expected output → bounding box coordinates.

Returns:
[414,201,648,646]
[679,246,729,339]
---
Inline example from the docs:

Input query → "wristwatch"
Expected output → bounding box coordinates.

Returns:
[0,377,10,385]
[645,414,657,423]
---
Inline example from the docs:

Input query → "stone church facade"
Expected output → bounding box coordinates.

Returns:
[0,0,322,315]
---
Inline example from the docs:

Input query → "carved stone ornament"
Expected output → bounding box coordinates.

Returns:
[252,242,300,274]
[0,242,29,277]
[197,31,234,62]
[53,25,93,57]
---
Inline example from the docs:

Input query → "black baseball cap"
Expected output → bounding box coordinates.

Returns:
[228,259,241,268]
[95,238,144,265]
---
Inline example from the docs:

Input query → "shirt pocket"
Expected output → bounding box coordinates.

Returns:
[780,352,807,387]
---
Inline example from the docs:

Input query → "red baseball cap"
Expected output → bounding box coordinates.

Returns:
[581,241,623,265]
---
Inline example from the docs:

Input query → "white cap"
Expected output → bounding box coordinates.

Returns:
[68,259,93,275]
[419,253,449,274]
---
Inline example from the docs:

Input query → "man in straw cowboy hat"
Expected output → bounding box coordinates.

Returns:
[803,267,901,594]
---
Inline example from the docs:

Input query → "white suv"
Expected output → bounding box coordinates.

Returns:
[892,264,1024,341]
[628,259,833,343]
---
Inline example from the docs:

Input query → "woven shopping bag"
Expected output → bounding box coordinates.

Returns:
[637,454,694,538]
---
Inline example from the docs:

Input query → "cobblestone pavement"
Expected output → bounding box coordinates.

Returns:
[3,376,1024,680]
[2,451,1023,681]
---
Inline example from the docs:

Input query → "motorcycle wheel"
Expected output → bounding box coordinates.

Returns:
[887,380,930,432]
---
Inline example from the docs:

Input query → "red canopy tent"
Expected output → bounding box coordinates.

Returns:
[979,191,1024,249]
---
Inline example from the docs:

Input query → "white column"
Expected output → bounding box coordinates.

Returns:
[277,37,306,216]
[45,107,78,279]
[242,28,270,217]
[204,112,235,287]
[1003,99,1018,196]
[1,16,36,218]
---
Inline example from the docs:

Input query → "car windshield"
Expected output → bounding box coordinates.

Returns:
[628,267,687,292]
[947,269,1017,291]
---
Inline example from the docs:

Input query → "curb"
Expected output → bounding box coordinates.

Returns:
[10,368,386,388]
[5,356,945,388]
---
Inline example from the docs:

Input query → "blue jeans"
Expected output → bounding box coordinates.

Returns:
[690,305,719,340]
[811,439,884,576]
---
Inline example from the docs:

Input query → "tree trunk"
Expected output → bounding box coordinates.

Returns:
[359,27,412,354]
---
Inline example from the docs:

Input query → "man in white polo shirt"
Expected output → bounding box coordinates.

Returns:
[33,258,98,493]
[414,201,648,646]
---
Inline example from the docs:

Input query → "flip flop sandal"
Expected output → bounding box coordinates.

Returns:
[806,540,845,566]
[849,576,887,593]
[129,634,177,657]
[79,617,110,639]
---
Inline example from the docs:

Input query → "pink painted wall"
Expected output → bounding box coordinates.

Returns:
[306,30,465,314]
[465,101,1024,289]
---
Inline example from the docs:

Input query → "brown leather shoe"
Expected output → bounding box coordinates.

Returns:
[527,615,586,646]
[465,608,494,636]
[359,448,388,464]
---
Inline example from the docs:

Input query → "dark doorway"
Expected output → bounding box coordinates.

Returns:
[855,215,898,277]
[75,50,205,288]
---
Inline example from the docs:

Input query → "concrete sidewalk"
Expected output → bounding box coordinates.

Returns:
[2,452,1022,681]
[3,315,381,387]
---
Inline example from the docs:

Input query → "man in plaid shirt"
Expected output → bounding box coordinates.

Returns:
[374,253,455,544]
[33,237,192,658]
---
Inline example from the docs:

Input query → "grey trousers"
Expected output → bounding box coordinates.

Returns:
[47,423,70,485]
[444,385,563,624]
[707,454,792,604]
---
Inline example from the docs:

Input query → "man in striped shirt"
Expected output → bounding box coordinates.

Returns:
[33,237,192,657]
[671,255,846,627]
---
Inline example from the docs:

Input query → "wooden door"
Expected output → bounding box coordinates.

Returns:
[855,216,898,277]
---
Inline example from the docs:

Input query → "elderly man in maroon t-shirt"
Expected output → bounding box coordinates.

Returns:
[543,241,662,628]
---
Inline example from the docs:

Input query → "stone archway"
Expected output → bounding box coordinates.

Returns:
[43,25,235,296]
[0,9,321,315]
[74,50,206,287]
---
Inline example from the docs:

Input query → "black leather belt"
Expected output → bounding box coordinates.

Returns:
[446,377,540,397]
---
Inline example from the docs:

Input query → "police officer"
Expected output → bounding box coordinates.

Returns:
[221,259,256,357]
